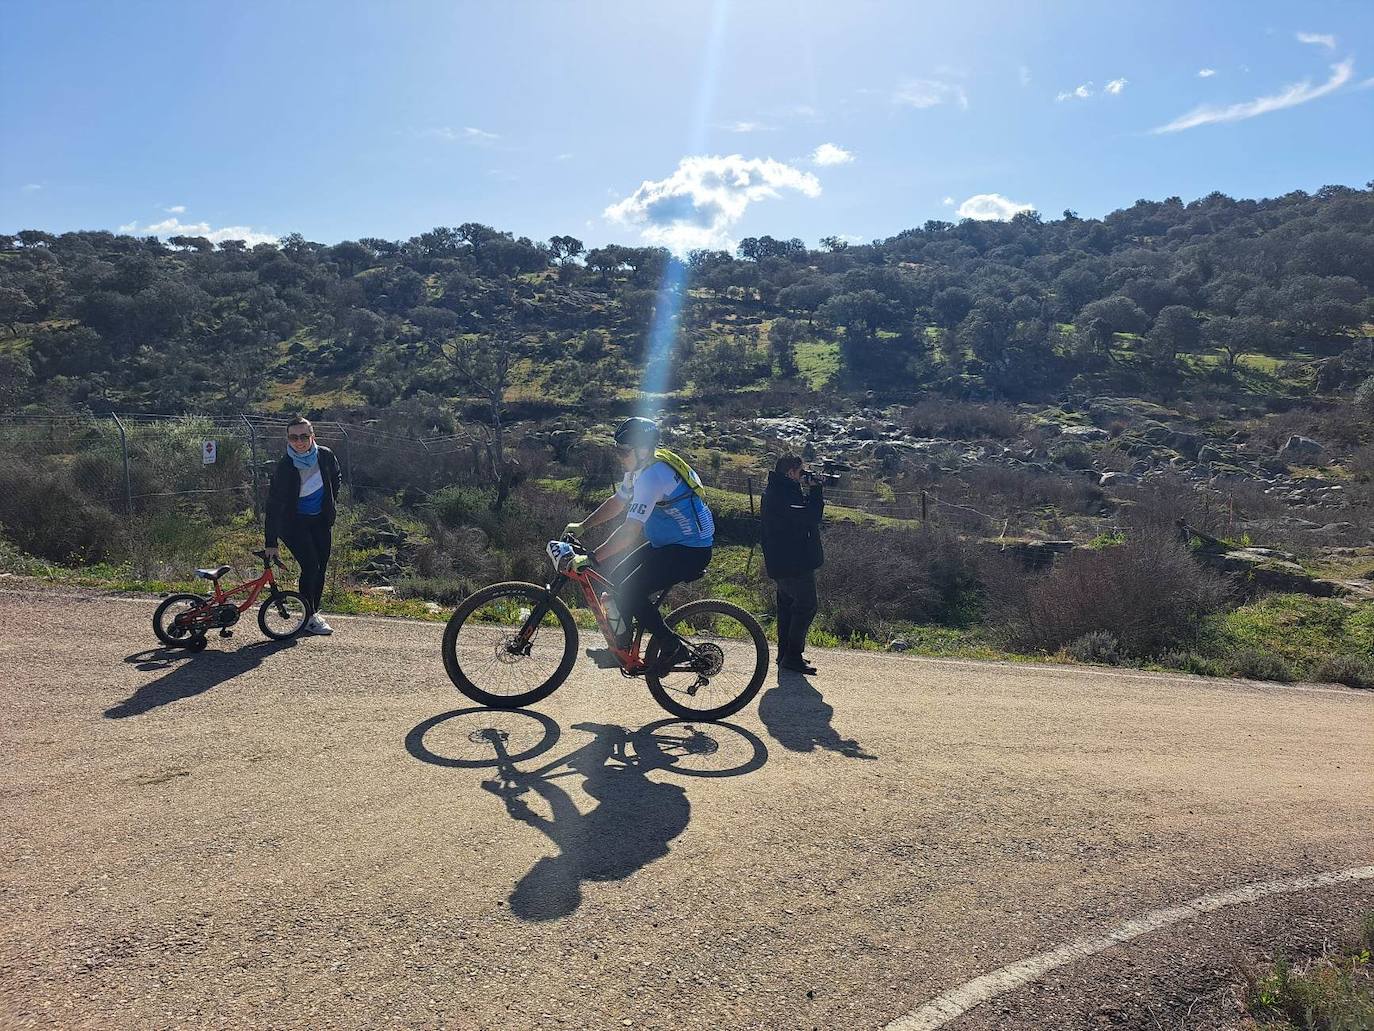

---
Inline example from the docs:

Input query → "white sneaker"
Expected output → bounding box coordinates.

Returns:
[308,614,333,635]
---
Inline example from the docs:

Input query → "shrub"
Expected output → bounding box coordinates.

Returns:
[0,457,122,564]
[817,524,981,639]
[1312,653,1374,690]
[987,529,1231,657]
[906,399,1021,439]
[1223,646,1296,683]
[1155,649,1225,678]
[1067,630,1121,665]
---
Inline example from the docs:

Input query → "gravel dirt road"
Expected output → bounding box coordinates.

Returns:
[2,588,1371,1030]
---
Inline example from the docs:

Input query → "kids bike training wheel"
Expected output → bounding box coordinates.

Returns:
[644,599,769,721]
[258,590,312,639]
[153,593,209,647]
[442,582,578,709]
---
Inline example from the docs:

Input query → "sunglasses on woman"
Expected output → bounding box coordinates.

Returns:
[287,432,313,442]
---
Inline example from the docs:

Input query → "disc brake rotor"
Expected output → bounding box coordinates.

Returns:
[494,633,529,664]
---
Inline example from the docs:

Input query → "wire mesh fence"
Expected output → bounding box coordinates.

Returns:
[0,412,481,518]
[0,412,488,590]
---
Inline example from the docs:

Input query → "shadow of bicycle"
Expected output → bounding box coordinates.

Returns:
[405,708,767,921]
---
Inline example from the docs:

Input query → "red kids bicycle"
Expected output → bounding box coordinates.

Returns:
[151,550,312,651]
[441,534,768,721]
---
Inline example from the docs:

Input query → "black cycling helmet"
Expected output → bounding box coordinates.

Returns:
[613,416,660,450]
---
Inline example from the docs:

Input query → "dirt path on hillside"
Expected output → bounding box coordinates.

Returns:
[2,591,1371,1030]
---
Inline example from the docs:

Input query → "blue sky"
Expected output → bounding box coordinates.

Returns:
[3,1,1371,252]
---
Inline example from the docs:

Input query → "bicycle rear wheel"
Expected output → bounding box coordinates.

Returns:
[153,593,208,647]
[644,600,769,721]
[442,582,578,709]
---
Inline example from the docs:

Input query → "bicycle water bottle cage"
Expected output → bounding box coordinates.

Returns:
[195,565,231,581]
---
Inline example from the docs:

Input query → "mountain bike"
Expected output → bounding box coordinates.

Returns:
[151,550,312,651]
[441,534,769,720]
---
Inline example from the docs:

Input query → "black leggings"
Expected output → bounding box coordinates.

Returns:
[280,517,332,613]
[609,543,711,639]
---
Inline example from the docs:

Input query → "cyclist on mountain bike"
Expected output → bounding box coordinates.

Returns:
[563,417,715,666]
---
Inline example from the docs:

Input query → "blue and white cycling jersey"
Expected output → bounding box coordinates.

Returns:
[616,460,715,548]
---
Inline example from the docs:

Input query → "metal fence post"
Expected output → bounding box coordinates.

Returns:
[111,413,132,515]
[334,422,351,496]
[242,414,259,520]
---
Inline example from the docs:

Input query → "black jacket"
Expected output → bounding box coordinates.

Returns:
[264,446,342,547]
[760,470,824,580]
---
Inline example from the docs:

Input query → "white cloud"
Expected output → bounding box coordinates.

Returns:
[422,126,500,143]
[1056,82,1092,101]
[955,193,1035,221]
[1198,68,1217,78]
[722,120,774,133]
[604,154,822,253]
[893,79,969,110]
[811,143,854,166]
[21,183,42,192]
[1152,59,1354,133]
[118,217,278,247]
[164,204,186,214]
[942,196,955,206]
[1019,65,1032,87]
[1105,77,1128,95]
[555,152,574,161]
[1297,31,1337,49]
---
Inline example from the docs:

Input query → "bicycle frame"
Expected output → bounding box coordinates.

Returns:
[174,563,279,632]
[535,566,648,672]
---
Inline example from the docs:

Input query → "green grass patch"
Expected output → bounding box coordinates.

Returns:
[1243,913,1374,1029]
[793,339,839,390]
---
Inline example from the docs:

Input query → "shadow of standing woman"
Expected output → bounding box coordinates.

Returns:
[108,639,297,719]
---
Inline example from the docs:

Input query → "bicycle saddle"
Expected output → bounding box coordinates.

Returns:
[194,565,231,580]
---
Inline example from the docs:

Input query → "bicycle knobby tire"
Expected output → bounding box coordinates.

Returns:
[442,582,578,709]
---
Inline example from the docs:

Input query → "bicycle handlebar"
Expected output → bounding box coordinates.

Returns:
[251,549,290,570]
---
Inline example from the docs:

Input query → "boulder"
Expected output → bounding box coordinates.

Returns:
[1196,547,1349,598]
[1099,471,1138,489]
[1279,435,1323,462]
[1060,425,1110,443]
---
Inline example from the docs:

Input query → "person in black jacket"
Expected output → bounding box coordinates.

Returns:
[263,416,342,635]
[760,453,823,674]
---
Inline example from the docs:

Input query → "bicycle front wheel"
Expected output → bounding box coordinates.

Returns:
[644,600,769,721]
[258,590,311,639]
[442,582,578,709]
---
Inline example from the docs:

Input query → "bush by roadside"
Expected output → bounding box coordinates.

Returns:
[986,529,1231,658]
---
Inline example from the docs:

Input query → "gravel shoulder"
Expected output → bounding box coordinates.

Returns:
[2,590,1371,1030]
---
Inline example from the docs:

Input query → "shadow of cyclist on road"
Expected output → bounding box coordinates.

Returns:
[108,639,297,719]
[487,721,690,922]
[757,668,876,760]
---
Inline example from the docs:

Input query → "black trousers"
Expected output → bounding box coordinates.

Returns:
[775,570,818,660]
[280,516,331,613]
[609,543,711,640]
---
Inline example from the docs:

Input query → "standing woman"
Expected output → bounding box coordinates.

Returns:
[263,416,342,635]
